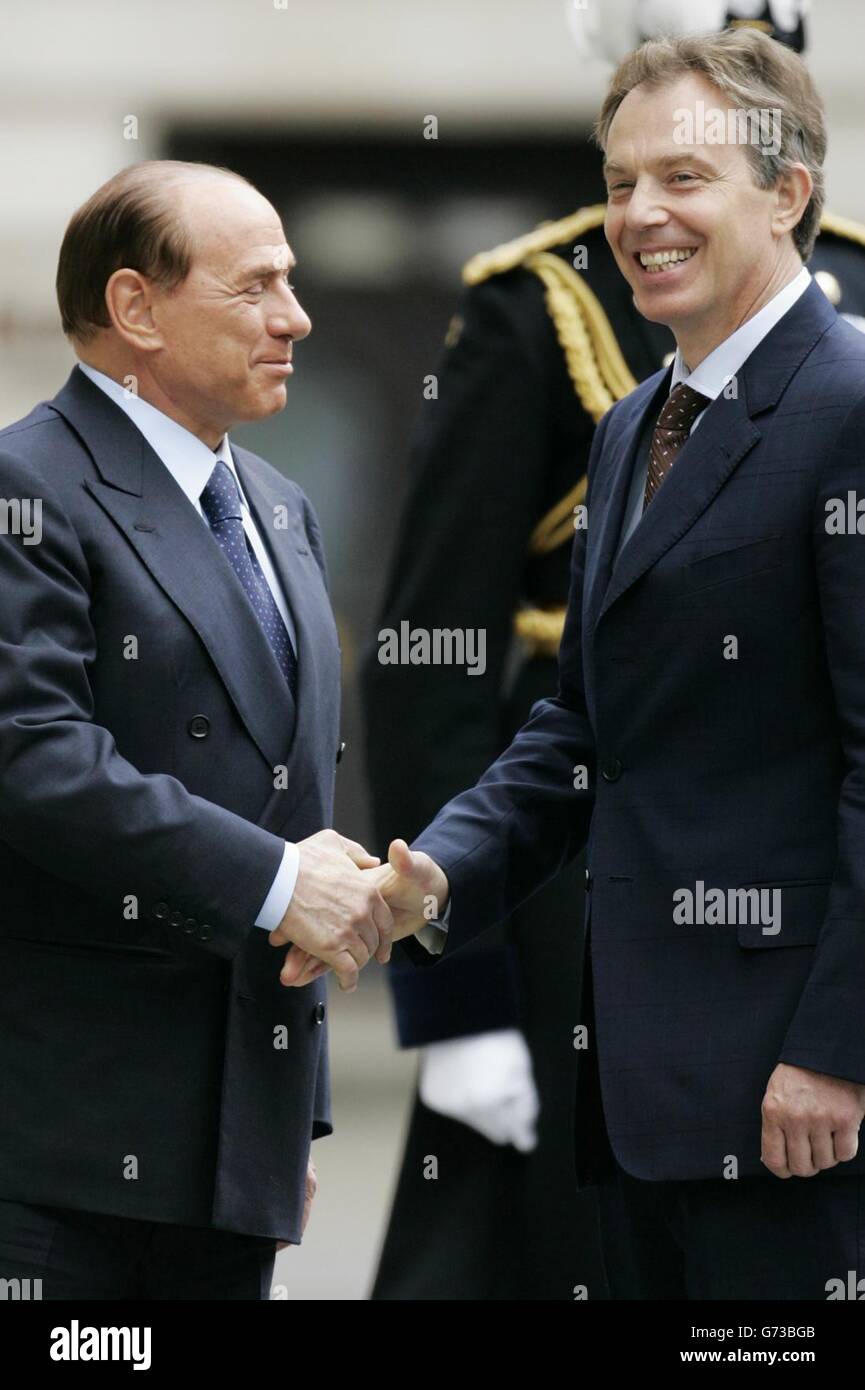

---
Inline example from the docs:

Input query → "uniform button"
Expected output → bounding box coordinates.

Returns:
[169,911,184,928]
[153,901,170,920]
[313,1002,326,1024]
[188,715,210,739]
[601,758,623,782]
[336,740,346,765]
[198,924,212,941]
[182,918,197,934]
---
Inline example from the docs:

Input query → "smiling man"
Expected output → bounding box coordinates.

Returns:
[0,160,394,1299]
[600,48,817,381]
[330,28,865,1299]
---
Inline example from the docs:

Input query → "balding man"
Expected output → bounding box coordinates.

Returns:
[0,160,394,1299]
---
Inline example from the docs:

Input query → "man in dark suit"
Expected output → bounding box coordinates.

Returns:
[360,0,865,1303]
[0,160,394,1299]
[292,29,865,1297]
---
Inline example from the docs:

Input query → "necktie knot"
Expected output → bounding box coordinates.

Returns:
[200,459,243,526]
[655,382,710,436]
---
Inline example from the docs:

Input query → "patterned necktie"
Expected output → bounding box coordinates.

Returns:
[644,382,710,509]
[200,459,298,698]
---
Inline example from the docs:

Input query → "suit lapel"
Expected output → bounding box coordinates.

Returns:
[584,369,671,632]
[599,390,762,621]
[51,367,297,773]
[233,449,342,800]
[592,278,839,625]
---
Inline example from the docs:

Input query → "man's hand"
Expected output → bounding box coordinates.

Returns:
[419,1029,539,1151]
[270,829,394,993]
[278,838,450,988]
[276,1155,317,1251]
[761,1062,865,1177]
[373,838,450,939]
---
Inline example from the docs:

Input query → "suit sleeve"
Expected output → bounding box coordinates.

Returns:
[397,408,611,970]
[361,271,579,1044]
[0,450,286,963]
[778,394,865,1082]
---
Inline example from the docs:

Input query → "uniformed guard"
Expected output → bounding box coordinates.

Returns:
[362,0,865,1300]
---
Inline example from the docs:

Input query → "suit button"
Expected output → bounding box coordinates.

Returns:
[601,758,623,782]
[169,910,184,928]
[585,870,592,892]
[188,715,210,739]
[153,901,170,920]
[182,918,197,934]
[336,740,346,765]
[313,1002,326,1024]
[198,924,213,941]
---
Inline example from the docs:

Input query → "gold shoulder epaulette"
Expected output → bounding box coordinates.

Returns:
[462,204,607,286]
[819,209,865,252]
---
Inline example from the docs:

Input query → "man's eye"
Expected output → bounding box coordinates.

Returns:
[671,173,697,183]
[246,284,265,295]
[608,182,633,193]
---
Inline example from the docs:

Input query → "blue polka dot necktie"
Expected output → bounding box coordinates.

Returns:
[200,459,298,699]
[644,382,710,509]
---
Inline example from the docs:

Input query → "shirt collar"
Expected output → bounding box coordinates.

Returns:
[77,362,247,511]
[671,265,812,399]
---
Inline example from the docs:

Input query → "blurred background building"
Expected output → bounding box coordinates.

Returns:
[1,0,863,1297]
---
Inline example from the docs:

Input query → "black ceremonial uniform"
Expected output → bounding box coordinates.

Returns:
[361,205,865,1301]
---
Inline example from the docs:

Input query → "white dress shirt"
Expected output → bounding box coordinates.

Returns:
[617,266,812,557]
[78,362,299,931]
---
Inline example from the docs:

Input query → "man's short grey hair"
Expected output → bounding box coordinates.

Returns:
[594,27,826,260]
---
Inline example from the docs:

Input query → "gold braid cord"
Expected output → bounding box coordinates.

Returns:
[514,240,637,657]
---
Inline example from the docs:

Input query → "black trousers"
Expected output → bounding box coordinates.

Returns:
[0,1199,276,1300]
[597,1160,865,1300]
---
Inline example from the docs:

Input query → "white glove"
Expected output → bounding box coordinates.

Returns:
[418,1028,540,1151]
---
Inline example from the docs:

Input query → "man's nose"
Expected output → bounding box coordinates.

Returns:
[268,293,312,342]
[624,176,669,233]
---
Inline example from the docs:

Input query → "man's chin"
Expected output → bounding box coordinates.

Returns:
[238,384,289,421]
[630,288,677,326]
[629,281,699,330]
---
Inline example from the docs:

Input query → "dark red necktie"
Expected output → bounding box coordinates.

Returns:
[644,382,710,509]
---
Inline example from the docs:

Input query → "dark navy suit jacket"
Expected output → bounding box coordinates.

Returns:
[0,365,341,1240]
[404,279,865,1182]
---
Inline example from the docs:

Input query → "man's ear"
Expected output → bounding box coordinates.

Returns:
[104,268,163,353]
[771,162,812,242]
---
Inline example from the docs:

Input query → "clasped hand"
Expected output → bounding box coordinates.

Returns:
[269,830,448,992]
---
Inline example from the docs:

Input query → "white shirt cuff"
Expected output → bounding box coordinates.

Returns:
[414,896,451,955]
[254,841,300,930]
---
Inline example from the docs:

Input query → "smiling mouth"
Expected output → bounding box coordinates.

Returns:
[634,246,699,276]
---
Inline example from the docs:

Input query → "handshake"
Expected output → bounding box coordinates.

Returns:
[268,828,449,992]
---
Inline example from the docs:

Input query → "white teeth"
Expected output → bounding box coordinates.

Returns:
[639,247,697,271]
